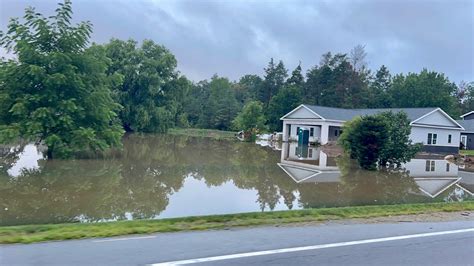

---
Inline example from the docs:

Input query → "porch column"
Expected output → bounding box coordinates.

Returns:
[319,150,327,167]
[320,123,329,145]
[282,120,289,142]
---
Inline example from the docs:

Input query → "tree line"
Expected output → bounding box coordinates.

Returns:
[0,0,473,158]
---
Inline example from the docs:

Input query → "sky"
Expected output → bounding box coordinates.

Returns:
[1,0,473,83]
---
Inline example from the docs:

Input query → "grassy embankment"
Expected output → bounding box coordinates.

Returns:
[167,128,237,141]
[460,150,474,156]
[1,201,473,244]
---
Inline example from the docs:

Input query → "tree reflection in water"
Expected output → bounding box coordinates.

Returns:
[0,136,472,226]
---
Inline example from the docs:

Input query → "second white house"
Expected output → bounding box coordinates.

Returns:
[280,105,464,153]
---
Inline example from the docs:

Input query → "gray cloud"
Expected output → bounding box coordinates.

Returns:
[1,0,473,83]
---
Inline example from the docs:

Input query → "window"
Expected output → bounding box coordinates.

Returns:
[448,134,452,144]
[446,163,450,172]
[427,133,437,145]
[308,148,313,157]
[425,160,435,172]
[310,128,314,137]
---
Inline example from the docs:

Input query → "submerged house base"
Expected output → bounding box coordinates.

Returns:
[281,105,464,154]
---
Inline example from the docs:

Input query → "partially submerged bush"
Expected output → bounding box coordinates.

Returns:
[339,111,421,170]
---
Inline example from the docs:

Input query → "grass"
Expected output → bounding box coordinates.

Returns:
[460,150,474,156]
[168,128,237,141]
[1,201,473,244]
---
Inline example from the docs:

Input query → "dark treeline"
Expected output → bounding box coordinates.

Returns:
[181,47,473,132]
[0,1,473,158]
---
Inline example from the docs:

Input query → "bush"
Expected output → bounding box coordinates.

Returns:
[339,111,421,170]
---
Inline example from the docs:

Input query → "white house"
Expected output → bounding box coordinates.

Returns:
[281,105,464,153]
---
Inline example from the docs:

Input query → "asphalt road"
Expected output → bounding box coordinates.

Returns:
[1,220,473,265]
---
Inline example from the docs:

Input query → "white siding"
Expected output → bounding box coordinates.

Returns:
[285,107,321,119]
[404,159,458,177]
[410,126,460,147]
[413,110,459,128]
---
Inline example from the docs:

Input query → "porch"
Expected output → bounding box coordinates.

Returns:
[282,119,343,145]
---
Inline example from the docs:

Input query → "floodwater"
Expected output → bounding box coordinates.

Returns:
[0,134,472,226]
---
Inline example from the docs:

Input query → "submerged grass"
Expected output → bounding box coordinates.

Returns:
[1,201,473,244]
[168,128,237,141]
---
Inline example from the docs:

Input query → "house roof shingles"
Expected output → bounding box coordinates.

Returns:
[303,105,438,122]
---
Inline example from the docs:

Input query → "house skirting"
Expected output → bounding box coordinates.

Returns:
[422,145,459,154]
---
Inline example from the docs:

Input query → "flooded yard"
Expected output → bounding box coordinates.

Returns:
[0,134,472,226]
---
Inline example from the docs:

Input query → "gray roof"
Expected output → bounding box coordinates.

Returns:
[456,120,474,133]
[303,105,438,122]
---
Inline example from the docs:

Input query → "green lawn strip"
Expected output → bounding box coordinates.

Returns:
[1,202,473,244]
[460,150,474,156]
[168,128,237,141]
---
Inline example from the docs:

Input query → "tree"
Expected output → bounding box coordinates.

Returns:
[260,58,288,106]
[183,80,209,127]
[104,38,188,133]
[456,81,474,114]
[388,69,460,116]
[339,112,421,170]
[267,86,303,131]
[305,52,369,108]
[286,63,304,87]
[199,75,239,130]
[234,74,263,105]
[0,0,123,159]
[378,112,421,166]
[232,101,266,132]
[367,65,392,108]
[350,44,368,73]
[339,115,388,170]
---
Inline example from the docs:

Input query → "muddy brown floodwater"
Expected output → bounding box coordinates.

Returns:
[0,134,472,226]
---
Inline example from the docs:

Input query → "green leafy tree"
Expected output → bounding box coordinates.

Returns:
[199,75,239,130]
[267,86,303,131]
[232,101,266,132]
[388,69,460,116]
[339,112,421,170]
[286,63,304,87]
[339,115,388,170]
[378,112,421,166]
[456,81,474,114]
[234,74,263,106]
[367,65,392,108]
[0,0,123,159]
[260,58,288,106]
[104,38,188,132]
[182,80,209,127]
[305,52,369,108]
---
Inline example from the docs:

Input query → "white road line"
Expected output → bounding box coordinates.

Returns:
[150,228,474,265]
[92,235,156,243]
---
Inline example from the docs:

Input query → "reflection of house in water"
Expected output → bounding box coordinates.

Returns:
[403,159,460,198]
[458,171,474,196]
[278,143,340,183]
[278,143,470,199]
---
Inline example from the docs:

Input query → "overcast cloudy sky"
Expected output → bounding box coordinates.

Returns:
[1,0,473,83]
